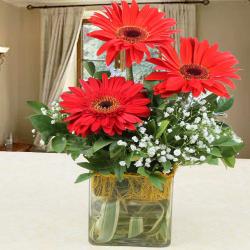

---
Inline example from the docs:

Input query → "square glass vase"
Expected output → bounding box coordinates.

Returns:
[89,173,174,247]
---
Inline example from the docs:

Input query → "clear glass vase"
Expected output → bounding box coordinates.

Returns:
[89,173,174,247]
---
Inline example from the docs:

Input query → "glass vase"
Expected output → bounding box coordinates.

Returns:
[89,173,174,247]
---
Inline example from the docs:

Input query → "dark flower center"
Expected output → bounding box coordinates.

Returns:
[117,26,149,43]
[186,67,202,76]
[180,64,209,80]
[92,96,120,114]
[124,29,141,38]
[99,100,113,109]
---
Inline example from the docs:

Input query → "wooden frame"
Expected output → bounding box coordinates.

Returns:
[77,19,123,81]
[77,19,89,81]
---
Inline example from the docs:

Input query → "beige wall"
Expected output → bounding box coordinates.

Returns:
[197,2,250,158]
[0,0,40,145]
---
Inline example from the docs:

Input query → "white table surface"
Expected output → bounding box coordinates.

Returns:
[0,152,250,250]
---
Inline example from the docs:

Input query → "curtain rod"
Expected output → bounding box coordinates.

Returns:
[27,0,209,10]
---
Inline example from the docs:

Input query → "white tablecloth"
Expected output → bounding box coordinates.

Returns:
[0,152,250,250]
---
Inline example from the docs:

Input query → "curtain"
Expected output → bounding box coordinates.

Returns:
[164,4,196,51]
[35,7,83,147]
[40,7,84,105]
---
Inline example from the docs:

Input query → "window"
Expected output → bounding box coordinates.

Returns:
[77,20,158,82]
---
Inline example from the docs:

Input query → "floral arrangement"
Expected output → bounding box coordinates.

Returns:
[28,1,244,246]
[28,0,243,191]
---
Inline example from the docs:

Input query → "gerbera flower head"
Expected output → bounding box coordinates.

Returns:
[60,74,150,137]
[88,0,176,67]
[146,37,240,98]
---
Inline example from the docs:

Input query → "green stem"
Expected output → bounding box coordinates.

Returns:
[126,66,134,81]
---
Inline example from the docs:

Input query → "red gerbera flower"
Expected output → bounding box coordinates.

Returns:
[88,0,176,67]
[60,75,150,137]
[146,37,240,98]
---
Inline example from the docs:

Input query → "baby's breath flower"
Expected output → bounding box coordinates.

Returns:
[194,117,201,124]
[132,136,139,143]
[39,139,45,146]
[166,107,174,113]
[52,113,58,119]
[41,108,47,115]
[119,161,126,166]
[166,154,174,160]
[200,156,206,161]
[139,141,147,148]
[130,145,137,151]
[180,121,185,127]
[203,113,208,119]
[175,135,181,141]
[159,156,167,163]
[148,147,156,157]
[117,140,127,146]
[183,111,190,117]
[135,160,143,167]
[164,112,169,118]
[199,99,207,105]
[200,106,207,112]
[139,127,146,134]
[166,147,171,153]
[174,149,181,156]
[186,124,192,130]
[215,127,222,134]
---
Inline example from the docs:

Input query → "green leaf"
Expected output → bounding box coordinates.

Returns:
[161,131,168,144]
[128,217,144,238]
[54,122,68,134]
[147,120,157,135]
[109,142,125,159]
[130,153,142,162]
[84,61,95,76]
[29,114,54,142]
[93,138,113,153]
[210,147,222,157]
[77,162,93,170]
[75,172,94,183]
[162,161,172,171]
[206,156,219,165]
[77,161,113,173]
[156,120,169,139]
[137,167,149,177]
[93,71,111,79]
[90,200,120,243]
[232,142,244,153]
[27,101,48,114]
[158,102,167,111]
[114,166,126,181]
[213,136,240,147]
[51,135,67,153]
[125,152,134,167]
[149,174,166,191]
[215,140,241,147]
[70,151,81,161]
[143,80,158,90]
[222,156,236,168]
[215,97,234,113]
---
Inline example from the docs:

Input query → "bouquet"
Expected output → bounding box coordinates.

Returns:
[28,0,243,247]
